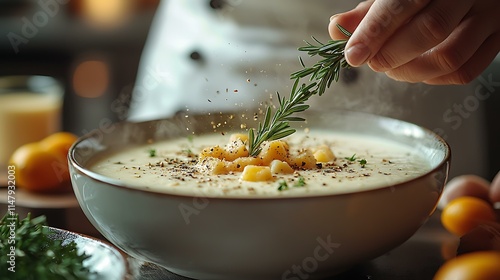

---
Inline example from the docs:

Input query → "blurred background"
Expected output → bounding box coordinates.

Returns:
[0,0,499,234]
[0,0,159,135]
[0,0,159,235]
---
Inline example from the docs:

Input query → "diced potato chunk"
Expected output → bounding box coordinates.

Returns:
[241,165,273,182]
[199,145,225,160]
[270,160,294,174]
[313,145,335,162]
[227,157,261,172]
[229,133,248,143]
[258,140,289,165]
[223,139,249,161]
[198,134,322,175]
[286,149,317,170]
[197,157,227,175]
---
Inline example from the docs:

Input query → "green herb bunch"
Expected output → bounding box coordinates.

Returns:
[0,213,93,280]
[248,25,352,156]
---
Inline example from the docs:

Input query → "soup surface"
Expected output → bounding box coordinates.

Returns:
[88,130,431,197]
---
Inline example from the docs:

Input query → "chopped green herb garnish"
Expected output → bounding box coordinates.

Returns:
[345,154,367,167]
[294,176,306,187]
[148,148,157,157]
[278,181,289,191]
[345,154,357,161]
[0,213,93,280]
[278,177,307,191]
[187,135,194,143]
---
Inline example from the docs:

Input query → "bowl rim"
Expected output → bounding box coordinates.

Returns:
[68,110,451,201]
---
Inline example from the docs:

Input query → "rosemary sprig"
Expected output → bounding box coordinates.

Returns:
[248,24,351,156]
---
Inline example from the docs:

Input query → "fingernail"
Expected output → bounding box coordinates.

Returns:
[345,43,370,67]
[330,14,339,21]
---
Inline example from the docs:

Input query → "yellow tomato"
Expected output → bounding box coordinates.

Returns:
[9,132,77,193]
[441,196,496,236]
[434,251,500,280]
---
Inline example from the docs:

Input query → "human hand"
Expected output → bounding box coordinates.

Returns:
[328,0,500,85]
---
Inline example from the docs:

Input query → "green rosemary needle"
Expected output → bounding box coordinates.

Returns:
[248,24,351,156]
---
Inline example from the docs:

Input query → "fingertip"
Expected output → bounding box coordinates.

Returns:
[490,171,500,204]
[328,2,374,66]
[327,5,367,41]
[328,14,349,40]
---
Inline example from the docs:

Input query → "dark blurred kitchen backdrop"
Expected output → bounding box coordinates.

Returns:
[0,0,159,134]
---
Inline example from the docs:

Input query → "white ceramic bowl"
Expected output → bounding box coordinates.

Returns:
[69,110,450,280]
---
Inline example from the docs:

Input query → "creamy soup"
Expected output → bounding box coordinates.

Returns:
[88,131,431,197]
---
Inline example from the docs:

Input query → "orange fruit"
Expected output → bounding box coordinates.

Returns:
[9,132,78,193]
[434,251,500,280]
[441,196,496,236]
[41,132,78,160]
[10,143,67,192]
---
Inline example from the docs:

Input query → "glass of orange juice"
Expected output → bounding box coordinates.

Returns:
[0,76,64,184]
